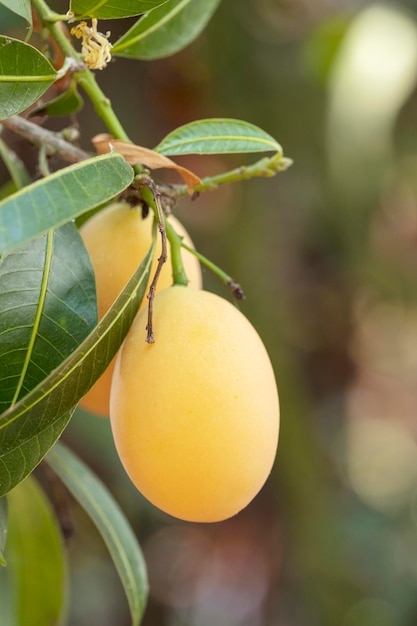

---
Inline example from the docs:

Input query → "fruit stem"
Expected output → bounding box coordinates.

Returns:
[164,220,189,288]
[181,242,245,299]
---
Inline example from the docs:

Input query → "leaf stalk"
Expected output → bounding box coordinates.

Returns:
[175,153,293,198]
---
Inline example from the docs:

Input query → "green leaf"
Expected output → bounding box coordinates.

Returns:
[30,81,84,117]
[6,475,67,626]
[0,496,7,566]
[47,442,148,626]
[70,0,167,19]
[0,37,57,120]
[155,118,283,156]
[0,180,17,201]
[0,0,31,25]
[0,135,31,189]
[0,411,74,500]
[0,180,17,200]
[112,0,221,60]
[0,222,97,412]
[0,555,15,626]
[0,240,154,497]
[0,153,134,254]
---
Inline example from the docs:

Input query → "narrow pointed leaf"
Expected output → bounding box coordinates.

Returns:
[0,222,97,412]
[48,442,148,626]
[70,0,167,19]
[30,82,84,117]
[0,559,15,625]
[0,180,17,201]
[0,37,56,120]
[155,118,282,156]
[0,496,7,566]
[0,153,134,254]
[112,0,221,60]
[6,475,67,626]
[0,241,154,496]
[0,136,31,189]
[0,0,31,25]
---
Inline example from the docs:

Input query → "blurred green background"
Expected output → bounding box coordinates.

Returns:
[3,1,417,624]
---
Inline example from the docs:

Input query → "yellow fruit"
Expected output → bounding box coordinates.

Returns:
[110,286,279,523]
[79,202,202,416]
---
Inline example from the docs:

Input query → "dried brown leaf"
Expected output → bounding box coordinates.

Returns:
[92,134,202,193]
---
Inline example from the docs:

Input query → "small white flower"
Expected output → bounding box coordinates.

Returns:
[71,19,112,70]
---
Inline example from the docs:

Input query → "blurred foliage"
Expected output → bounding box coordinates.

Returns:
[3,0,417,625]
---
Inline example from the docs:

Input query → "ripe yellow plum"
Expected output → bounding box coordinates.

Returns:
[79,202,202,416]
[110,286,279,523]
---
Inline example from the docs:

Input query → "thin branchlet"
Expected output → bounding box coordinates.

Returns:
[0,115,90,163]
[136,175,168,343]
[227,279,245,300]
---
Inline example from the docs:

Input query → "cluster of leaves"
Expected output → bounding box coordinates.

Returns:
[0,0,290,624]
[0,0,223,119]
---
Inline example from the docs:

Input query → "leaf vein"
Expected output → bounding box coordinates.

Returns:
[9,230,54,406]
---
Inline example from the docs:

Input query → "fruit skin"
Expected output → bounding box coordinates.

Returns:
[79,202,202,416]
[110,286,279,523]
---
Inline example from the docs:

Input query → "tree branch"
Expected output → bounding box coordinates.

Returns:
[0,116,90,164]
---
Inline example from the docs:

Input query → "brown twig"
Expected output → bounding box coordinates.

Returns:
[136,175,168,343]
[0,115,90,164]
